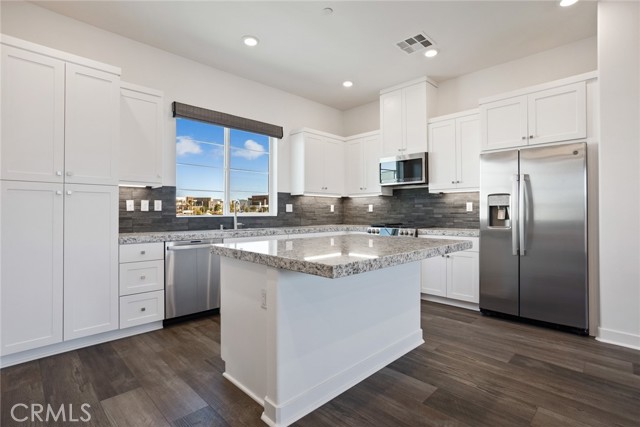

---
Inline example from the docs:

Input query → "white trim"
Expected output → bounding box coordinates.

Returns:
[289,127,343,139]
[344,130,380,141]
[380,76,439,94]
[223,372,266,406]
[1,34,121,76]
[479,71,598,104]
[120,81,164,97]
[0,322,163,368]
[596,327,640,350]
[428,109,479,124]
[260,330,424,427]
[421,294,480,311]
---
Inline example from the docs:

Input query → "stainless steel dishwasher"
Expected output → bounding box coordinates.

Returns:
[165,239,222,321]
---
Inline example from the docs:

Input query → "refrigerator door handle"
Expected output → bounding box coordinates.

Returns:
[511,174,519,256]
[519,174,529,256]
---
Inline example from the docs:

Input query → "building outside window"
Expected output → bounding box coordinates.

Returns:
[175,117,276,216]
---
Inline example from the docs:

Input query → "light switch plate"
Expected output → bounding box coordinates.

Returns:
[285,204,293,213]
[466,202,473,212]
[330,204,334,213]
[141,200,149,212]
[154,200,162,211]
[126,200,134,211]
[368,204,373,212]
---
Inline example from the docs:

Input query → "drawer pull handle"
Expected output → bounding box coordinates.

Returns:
[140,250,146,255]
[140,307,146,312]
[140,275,146,280]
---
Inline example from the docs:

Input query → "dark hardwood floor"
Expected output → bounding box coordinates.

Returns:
[2,301,639,426]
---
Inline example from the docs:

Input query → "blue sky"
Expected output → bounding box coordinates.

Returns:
[176,118,269,199]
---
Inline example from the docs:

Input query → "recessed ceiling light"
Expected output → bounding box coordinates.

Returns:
[342,81,353,88]
[242,36,259,47]
[559,0,579,6]
[424,48,439,58]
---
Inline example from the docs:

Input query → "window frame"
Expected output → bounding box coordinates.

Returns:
[176,118,278,217]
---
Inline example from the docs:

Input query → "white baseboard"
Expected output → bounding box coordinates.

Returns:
[223,372,265,406]
[261,330,424,427]
[0,322,163,368]
[596,326,640,350]
[421,294,479,311]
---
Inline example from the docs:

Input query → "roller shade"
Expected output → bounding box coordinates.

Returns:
[172,101,283,139]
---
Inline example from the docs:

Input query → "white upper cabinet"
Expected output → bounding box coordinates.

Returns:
[345,132,390,197]
[119,83,164,186]
[64,184,119,340]
[380,78,437,157]
[290,129,344,197]
[1,37,121,185]
[480,78,588,151]
[1,46,65,183]
[65,64,120,185]
[428,111,480,193]
[1,181,64,356]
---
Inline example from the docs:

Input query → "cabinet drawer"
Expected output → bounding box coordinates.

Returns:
[119,260,164,296]
[120,290,164,328]
[120,242,164,263]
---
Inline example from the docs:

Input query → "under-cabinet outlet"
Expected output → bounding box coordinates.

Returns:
[466,202,473,212]
[285,204,293,213]
[141,200,149,212]
[154,200,162,211]
[330,204,334,213]
[126,200,134,211]
[368,204,373,212]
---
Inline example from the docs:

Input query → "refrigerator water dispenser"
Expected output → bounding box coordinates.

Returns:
[488,194,511,227]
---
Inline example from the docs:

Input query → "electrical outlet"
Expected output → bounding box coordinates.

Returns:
[330,204,334,213]
[126,200,134,211]
[154,200,162,211]
[141,200,149,212]
[368,204,373,212]
[261,289,267,309]
[466,202,473,212]
[285,241,293,251]
[285,204,293,213]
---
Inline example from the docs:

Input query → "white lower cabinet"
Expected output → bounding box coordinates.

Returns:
[119,242,165,328]
[1,181,118,355]
[420,236,479,307]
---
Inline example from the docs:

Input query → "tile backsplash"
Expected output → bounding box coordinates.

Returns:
[119,186,479,233]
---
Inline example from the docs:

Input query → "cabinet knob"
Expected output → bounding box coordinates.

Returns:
[66,190,72,195]
[446,255,450,258]
[529,135,534,139]
[451,181,455,184]
[66,171,73,176]
[140,250,146,255]
[140,307,146,312]
[140,275,146,280]
[56,171,63,176]
[56,191,62,196]
[521,136,526,140]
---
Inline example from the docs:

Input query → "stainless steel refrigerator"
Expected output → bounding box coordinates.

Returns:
[479,142,588,334]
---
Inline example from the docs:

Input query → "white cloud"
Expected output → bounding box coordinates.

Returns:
[233,139,267,160]
[176,136,202,157]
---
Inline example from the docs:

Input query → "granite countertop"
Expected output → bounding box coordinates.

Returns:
[119,225,479,244]
[210,234,472,279]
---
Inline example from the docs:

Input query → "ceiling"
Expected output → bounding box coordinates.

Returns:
[32,1,597,111]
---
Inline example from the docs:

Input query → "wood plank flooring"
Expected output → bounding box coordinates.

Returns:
[2,301,639,426]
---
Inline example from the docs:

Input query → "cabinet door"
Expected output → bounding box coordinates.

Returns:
[64,184,119,340]
[446,251,479,303]
[345,139,363,195]
[527,82,586,145]
[65,64,120,185]
[421,255,447,297]
[120,85,163,185]
[1,181,63,355]
[456,115,481,190]
[323,138,344,196]
[480,96,527,151]
[403,82,428,154]
[380,90,404,156]
[303,134,325,194]
[362,134,382,194]
[1,46,65,183]
[428,119,456,192]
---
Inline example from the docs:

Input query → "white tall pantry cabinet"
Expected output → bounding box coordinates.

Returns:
[0,36,120,357]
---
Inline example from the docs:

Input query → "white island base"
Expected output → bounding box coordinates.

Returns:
[220,257,424,427]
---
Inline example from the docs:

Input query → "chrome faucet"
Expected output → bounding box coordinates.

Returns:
[232,200,243,230]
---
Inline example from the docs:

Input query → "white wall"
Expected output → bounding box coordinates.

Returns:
[342,101,380,136]
[596,2,640,350]
[0,1,345,193]
[436,36,597,116]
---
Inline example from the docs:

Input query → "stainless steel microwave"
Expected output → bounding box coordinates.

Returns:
[379,152,428,186]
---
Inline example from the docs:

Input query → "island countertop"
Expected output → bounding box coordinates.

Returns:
[211,234,472,279]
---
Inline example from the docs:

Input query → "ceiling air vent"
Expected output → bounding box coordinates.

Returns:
[396,32,434,54]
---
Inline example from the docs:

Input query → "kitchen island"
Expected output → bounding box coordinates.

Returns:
[210,234,471,427]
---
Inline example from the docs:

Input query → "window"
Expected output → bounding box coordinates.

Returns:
[176,117,275,216]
